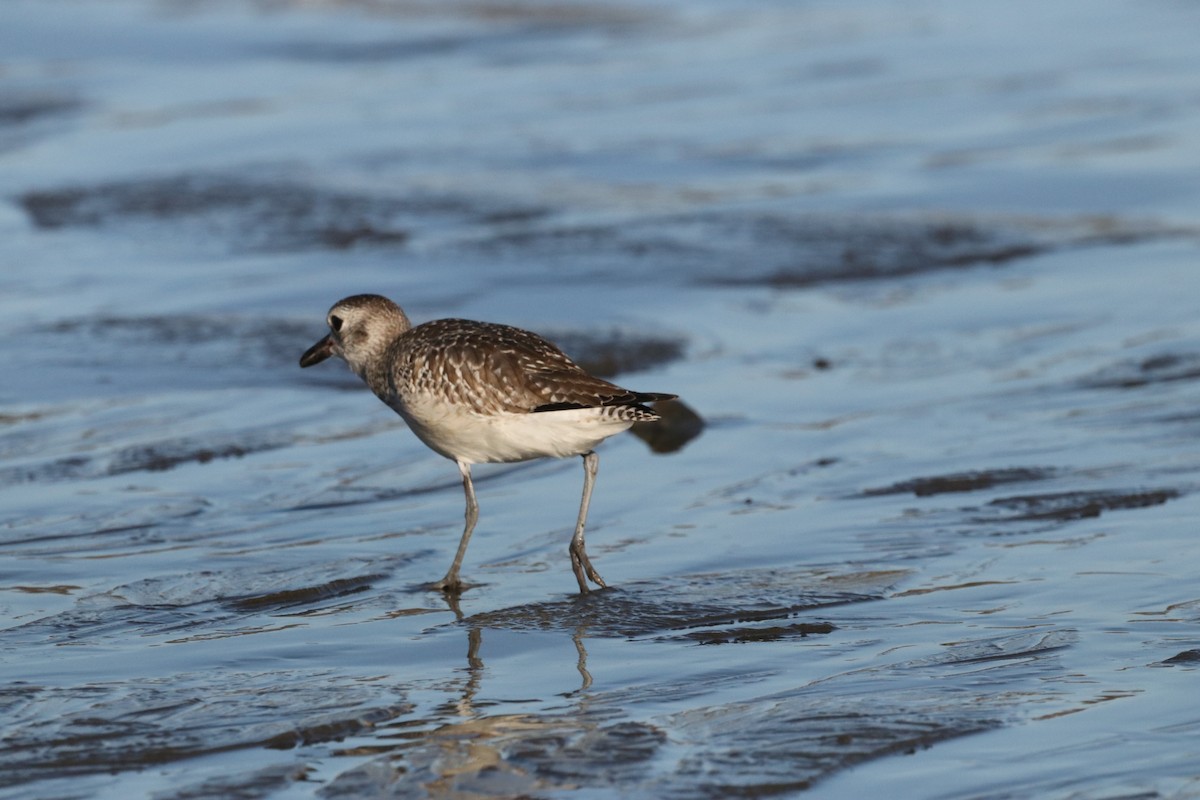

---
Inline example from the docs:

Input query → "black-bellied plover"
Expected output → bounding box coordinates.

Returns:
[300,294,676,594]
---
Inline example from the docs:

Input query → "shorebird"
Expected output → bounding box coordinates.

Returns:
[299,294,676,594]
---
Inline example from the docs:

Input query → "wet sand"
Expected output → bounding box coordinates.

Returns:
[3,1,1200,797]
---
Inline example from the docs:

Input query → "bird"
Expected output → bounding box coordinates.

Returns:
[299,294,676,594]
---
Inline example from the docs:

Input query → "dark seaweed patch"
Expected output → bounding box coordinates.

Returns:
[915,629,1076,668]
[273,36,483,63]
[37,313,348,389]
[465,567,884,639]
[225,574,382,613]
[465,590,849,639]
[681,621,836,645]
[3,557,412,646]
[19,174,545,253]
[862,467,1059,497]
[271,23,617,64]
[0,93,84,155]
[474,212,1058,285]
[473,211,1187,288]
[107,441,259,474]
[44,314,306,345]
[982,488,1180,523]
[1160,649,1200,666]
[0,94,82,125]
[0,676,410,788]
[1080,352,1200,390]
[708,219,1046,287]
[479,220,709,261]
[0,455,92,485]
[0,433,292,485]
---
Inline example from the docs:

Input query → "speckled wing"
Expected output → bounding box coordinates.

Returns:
[390,319,674,417]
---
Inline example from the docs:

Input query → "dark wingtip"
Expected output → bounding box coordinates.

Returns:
[531,392,677,413]
[532,401,592,413]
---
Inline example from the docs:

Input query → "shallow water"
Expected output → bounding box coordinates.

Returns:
[3,1,1200,797]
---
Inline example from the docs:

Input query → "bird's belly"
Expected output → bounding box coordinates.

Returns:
[397,401,633,464]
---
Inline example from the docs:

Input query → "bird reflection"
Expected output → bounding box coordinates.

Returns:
[384,613,604,798]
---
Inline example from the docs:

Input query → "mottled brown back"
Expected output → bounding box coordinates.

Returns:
[388,319,674,416]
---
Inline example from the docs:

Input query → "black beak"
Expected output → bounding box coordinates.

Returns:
[299,333,336,368]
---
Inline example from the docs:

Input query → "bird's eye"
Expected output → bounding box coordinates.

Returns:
[329,315,344,332]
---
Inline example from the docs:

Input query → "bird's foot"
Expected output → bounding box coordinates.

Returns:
[569,547,608,594]
[430,574,467,595]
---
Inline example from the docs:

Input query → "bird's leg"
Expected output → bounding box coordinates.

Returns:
[569,451,607,593]
[433,460,478,594]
